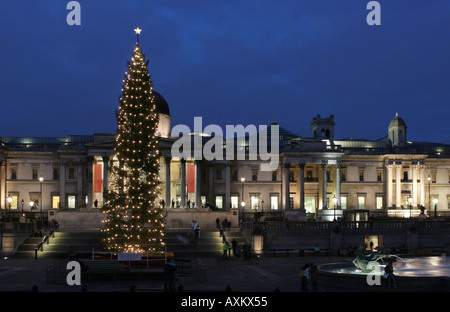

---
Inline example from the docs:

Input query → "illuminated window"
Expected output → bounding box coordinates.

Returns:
[52,195,60,209]
[340,196,347,209]
[68,195,76,209]
[7,194,18,210]
[270,195,278,210]
[376,196,384,209]
[231,196,239,209]
[215,196,223,209]
[358,196,365,209]
[251,195,259,210]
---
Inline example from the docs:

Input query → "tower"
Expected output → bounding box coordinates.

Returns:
[311,114,335,140]
[388,112,407,147]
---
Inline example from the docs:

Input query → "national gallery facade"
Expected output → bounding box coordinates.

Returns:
[1,91,450,228]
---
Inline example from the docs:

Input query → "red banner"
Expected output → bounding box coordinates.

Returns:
[94,164,103,193]
[187,164,195,193]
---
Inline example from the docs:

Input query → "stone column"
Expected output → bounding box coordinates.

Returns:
[336,160,341,209]
[386,163,393,208]
[180,159,186,208]
[102,155,109,195]
[395,162,402,208]
[299,163,305,211]
[77,162,83,208]
[419,162,425,206]
[321,159,328,209]
[284,163,290,210]
[412,162,418,207]
[208,163,214,205]
[87,157,93,208]
[225,162,230,209]
[59,161,66,209]
[195,160,202,208]
[165,156,171,208]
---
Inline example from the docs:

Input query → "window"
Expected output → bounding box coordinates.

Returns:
[53,168,59,180]
[216,168,223,181]
[359,170,365,182]
[376,196,384,209]
[68,167,75,180]
[11,168,17,180]
[341,170,346,182]
[289,171,295,182]
[250,195,259,210]
[306,170,313,181]
[403,171,409,181]
[377,171,383,182]
[215,196,223,209]
[326,171,332,183]
[201,196,206,207]
[431,171,437,183]
[231,196,239,209]
[252,169,258,181]
[68,195,76,209]
[7,194,18,210]
[231,169,238,182]
[447,195,450,209]
[270,195,279,210]
[272,171,277,181]
[305,197,316,214]
[340,196,347,210]
[358,196,365,209]
[52,195,60,209]
[32,168,38,180]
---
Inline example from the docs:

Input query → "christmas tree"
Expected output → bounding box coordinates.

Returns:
[102,28,165,253]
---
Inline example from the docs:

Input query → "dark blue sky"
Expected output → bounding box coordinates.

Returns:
[1,1,449,143]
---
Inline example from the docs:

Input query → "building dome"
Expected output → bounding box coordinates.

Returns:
[153,90,171,138]
[389,112,406,128]
[153,90,170,116]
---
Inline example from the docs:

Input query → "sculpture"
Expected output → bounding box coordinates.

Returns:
[352,251,388,272]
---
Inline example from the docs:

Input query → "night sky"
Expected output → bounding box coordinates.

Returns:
[0,1,449,144]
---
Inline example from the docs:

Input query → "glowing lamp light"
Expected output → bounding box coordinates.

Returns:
[134,27,142,35]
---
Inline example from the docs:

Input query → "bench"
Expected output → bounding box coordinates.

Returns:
[268,249,294,256]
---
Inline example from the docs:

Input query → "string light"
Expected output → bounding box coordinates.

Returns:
[101,29,165,254]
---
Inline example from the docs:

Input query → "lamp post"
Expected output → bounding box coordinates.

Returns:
[261,199,264,216]
[332,195,337,221]
[39,176,44,229]
[433,198,438,218]
[7,196,12,221]
[427,175,431,217]
[240,177,245,221]
[21,199,24,215]
[408,196,413,219]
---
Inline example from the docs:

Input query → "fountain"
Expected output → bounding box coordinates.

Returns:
[318,251,450,291]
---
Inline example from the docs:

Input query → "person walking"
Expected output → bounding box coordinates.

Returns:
[385,261,397,289]
[309,262,318,291]
[299,263,310,291]
[223,242,229,259]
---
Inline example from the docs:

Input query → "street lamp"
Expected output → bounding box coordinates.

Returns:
[261,199,264,216]
[433,198,438,218]
[427,175,431,217]
[21,199,24,215]
[7,196,12,221]
[408,196,413,219]
[332,195,337,221]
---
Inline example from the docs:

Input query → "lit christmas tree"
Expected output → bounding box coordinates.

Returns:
[102,28,165,253]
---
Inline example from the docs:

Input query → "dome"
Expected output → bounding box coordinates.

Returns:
[153,90,170,116]
[389,112,406,128]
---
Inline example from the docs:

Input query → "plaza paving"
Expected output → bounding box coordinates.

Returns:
[0,254,393,293]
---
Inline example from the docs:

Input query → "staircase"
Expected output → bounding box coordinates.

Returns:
[13,228,248,260]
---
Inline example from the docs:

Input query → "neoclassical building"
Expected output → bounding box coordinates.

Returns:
[1,90,450,226]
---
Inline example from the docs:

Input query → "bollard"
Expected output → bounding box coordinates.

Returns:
[225,285,231,292]
[177,284,184,292]
[81,284,88,292]
[32,285,38,292]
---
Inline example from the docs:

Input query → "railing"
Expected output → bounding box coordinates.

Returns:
[242,219,450,232]
[34,223,59,259]
[89,248,170,269]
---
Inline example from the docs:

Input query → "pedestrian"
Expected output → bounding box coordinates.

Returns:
[194,225,200,239]
[94,199,98,208]
[299,263,310,291]
[231,238,237,256]
[223,242,229,259]
[309,262,318,291]
[164,259,177,291]
[385,261,397,289]
[216,217,220,228]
